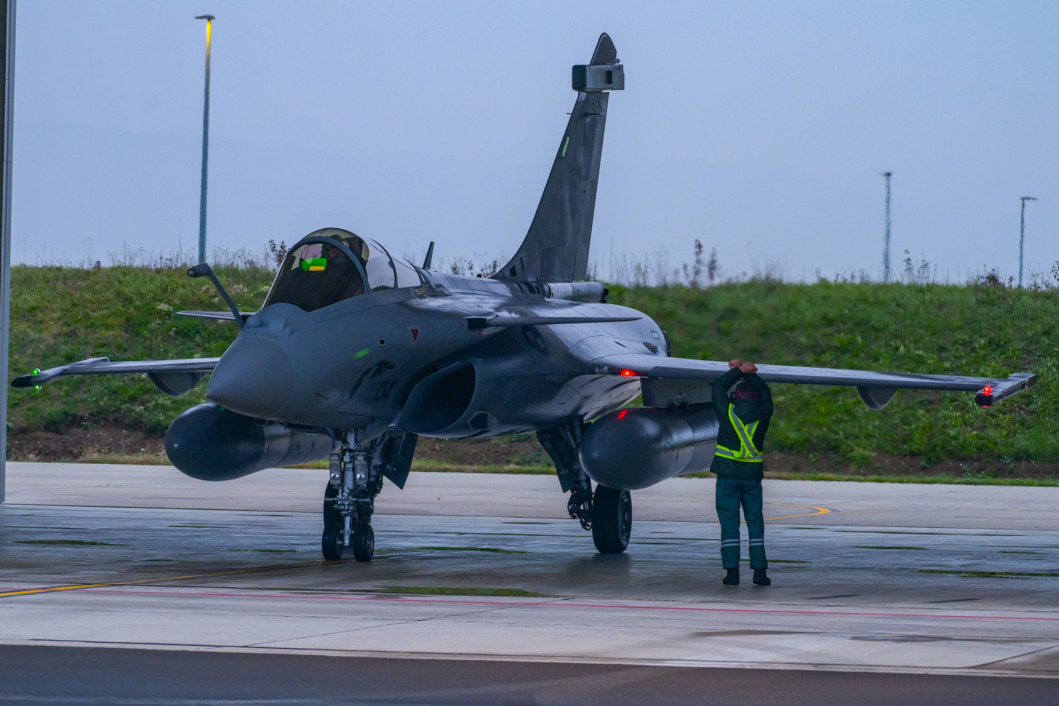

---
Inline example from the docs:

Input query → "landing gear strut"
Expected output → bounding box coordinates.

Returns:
[539,419,632,554]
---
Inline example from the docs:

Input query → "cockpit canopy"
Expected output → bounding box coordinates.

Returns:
[264,228,421,312]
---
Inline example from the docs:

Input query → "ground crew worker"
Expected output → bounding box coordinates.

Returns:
[711,359,773,586]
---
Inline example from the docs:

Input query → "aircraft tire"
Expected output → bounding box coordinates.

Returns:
[352,524,375,563]
[323,484,341,526]
[592,486,631,554]
[321,524,344,560]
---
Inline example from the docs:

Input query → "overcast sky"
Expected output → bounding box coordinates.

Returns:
[11,1,1058,283]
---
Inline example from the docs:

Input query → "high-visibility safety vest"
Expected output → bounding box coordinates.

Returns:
[714,404,764,463]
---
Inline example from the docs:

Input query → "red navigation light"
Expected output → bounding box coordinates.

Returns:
[983,385,993,395]
[618,410,628,420]
[619,369,638,377]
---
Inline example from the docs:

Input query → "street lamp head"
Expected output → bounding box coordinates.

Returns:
[1021,196,1038,202]
[880,171,892,177]
[195,15,215,21]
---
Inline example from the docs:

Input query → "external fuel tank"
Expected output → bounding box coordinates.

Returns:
[580,405,719,490]
[165,403,333,481]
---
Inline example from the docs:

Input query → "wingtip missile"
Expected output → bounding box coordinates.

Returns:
[11,357,110,388]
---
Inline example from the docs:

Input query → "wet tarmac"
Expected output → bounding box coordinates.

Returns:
[1,463,1057,686]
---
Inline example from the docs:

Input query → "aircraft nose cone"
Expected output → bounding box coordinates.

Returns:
[207,336,294,419]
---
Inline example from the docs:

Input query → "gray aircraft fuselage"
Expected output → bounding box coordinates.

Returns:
[207,265,658,440]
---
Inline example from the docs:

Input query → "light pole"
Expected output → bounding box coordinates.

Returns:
[881,171,892,283]
[1019,196,1037,288]
[1,0,16,504]
[195,14,214,265]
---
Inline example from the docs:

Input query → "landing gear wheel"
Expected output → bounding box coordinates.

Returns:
[352,524,375,562]
[323,484,342,526]
[592,486,631,554]
[322,524,344,561]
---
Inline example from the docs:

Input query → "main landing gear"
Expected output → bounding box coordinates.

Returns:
[538,420,632,554]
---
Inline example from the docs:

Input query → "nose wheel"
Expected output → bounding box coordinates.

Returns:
[352,524,374,562]
[322,484,345,560]
[322,523,344,561]
[322,521,374,562]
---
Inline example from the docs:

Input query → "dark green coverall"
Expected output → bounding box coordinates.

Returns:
[710,368,773,570]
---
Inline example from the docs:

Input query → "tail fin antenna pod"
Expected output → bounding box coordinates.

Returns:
[495,33,623,284]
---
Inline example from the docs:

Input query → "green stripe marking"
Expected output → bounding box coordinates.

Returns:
[353,348,370,360]
[561,136,570,157]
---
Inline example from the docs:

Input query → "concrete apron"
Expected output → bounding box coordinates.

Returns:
[1,463,1057,677]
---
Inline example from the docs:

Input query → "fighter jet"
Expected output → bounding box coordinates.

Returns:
[14,34,1035,562]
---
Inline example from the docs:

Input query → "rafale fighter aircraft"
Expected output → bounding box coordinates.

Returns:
[14,34,1035,562]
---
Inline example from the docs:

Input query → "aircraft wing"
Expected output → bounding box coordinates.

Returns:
[11,357,220,397]
[592,352,1036,409]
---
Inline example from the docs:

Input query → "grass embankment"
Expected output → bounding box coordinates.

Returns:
[6,267,1058,483]
[9,265,271,437]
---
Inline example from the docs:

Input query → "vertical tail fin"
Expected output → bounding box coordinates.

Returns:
[495,33,623,283]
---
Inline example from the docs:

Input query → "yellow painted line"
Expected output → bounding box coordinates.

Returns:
[0,560,331,599]
[763,501,832,522]
[0,583,111,598]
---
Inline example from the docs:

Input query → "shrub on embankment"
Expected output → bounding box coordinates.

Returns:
[5,266,1058,474]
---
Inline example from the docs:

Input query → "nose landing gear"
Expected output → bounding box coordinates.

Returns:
[320,431,417,562]
[321,437,381,562]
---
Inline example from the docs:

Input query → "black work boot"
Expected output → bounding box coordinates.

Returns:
[723,568,739,585]
[753,568,771,586]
